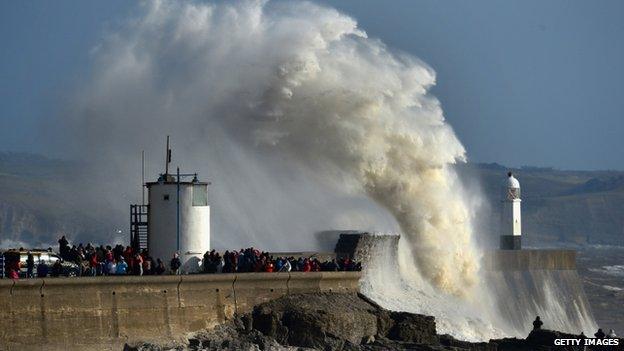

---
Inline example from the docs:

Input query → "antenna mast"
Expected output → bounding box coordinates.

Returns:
[165,135,171,178]
[141,150,145,206]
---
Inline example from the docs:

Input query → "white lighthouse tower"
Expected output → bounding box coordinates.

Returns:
[500,172,522,250]
[145,137,211,273]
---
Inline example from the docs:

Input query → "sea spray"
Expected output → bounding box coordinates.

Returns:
[484,269,597,336]
[357,234,506,341]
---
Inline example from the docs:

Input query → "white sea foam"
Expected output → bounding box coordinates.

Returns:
[590,265,624,277]
[602,285,623,292]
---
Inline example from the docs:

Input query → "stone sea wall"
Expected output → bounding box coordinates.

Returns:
[0,271,360,351]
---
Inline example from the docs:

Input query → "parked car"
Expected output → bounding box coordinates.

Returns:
[1,249,80,278]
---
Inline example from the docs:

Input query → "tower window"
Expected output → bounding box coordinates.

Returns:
[163,194,170,201]
[192,184,207,206]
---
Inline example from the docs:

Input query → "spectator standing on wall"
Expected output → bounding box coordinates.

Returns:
[74,248,85,276]
[281,259,292,272]
[113,245,124,262]
[8,259,20,280]
[106,259,116,276]
[143,256,153,275]
[26,251,35,278]
[215,252,223,273]
[311,259,320,272]
[58,235,69,260]
[302,259,311,272]
[36,261,48,277]
[264,256,272,272]
[155,259,166,275]
[275,258,284,272]
[170,253,181,275]
[8,267,19,280]
[203,250,215,273]
[89,253,98,276]
[327,259,339,271]
[51,260,62,277]
[116,257,128,275]
[105,248,114,263]
[135,253,144,276]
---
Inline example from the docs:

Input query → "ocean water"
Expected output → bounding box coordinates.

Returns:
[577,246,624,335]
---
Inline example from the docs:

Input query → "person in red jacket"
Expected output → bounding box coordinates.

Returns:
[135,253,144,276]
[311,259,320,272]
[105,249,113,262]
[89,254,98,276]
[302,259,311,272]
[265,261,275,273]
[7,259,20,279]
[8,268,19,280]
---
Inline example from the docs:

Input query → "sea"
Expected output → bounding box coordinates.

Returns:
[577,246,624,335]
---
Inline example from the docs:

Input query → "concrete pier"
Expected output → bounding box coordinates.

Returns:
[0,272,360,351]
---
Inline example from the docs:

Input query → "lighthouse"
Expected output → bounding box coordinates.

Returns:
[144,137,211,273]
[500,172,522,250]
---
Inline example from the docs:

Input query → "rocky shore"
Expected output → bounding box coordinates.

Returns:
[124,293,622,351]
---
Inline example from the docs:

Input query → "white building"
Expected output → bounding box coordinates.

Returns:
[146,173,210,273]
[500,172,522,250]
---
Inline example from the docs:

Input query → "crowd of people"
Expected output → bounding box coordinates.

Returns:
[203,248,361,273]
[47,236,167,276]
[4,236,361,278]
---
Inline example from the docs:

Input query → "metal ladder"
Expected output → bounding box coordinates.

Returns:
[130,205,149,251]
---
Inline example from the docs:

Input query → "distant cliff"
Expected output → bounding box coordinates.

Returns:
[1,152,623,247]
[0,152,113,247]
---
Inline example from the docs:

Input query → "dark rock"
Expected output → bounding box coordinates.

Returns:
[281,309,331,348]
[251,293,378,349]
[123,341,184,351]
[188,339,200,348]
[239,313,253,332]
[374,310,395,338]
[252,306,286,341]
[386,312,437,344]
[439,334,495,351]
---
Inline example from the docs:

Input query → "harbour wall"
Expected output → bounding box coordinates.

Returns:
[482,249,577,271]
[482,249,596,335]
[0,271,361,351]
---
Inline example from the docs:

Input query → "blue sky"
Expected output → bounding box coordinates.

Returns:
[1,0,623,170]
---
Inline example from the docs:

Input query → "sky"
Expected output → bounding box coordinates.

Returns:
[1,0,623,170]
